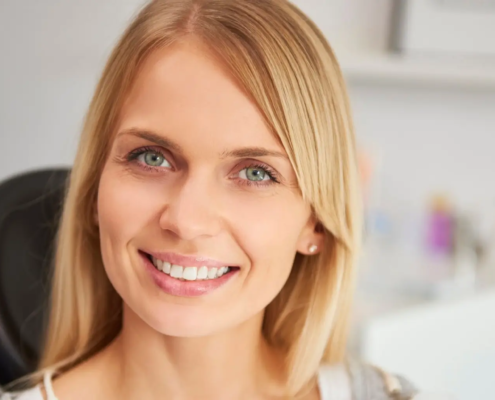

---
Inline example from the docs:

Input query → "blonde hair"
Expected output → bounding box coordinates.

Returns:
[36,0,362,395]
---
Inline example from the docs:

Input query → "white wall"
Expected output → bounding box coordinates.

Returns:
[351,84,495,210]
[0,0,148,180]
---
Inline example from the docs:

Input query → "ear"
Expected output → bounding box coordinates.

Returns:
[296,214,325,256]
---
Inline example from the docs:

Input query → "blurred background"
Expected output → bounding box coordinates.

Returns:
[1,0,495,398]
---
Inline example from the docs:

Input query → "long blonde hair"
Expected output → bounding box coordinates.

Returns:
[38,0,362,395]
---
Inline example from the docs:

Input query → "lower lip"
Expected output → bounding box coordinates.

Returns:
[139,251,238,297]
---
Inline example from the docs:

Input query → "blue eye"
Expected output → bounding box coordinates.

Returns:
[136,150,171,168]
[239,166,271,182]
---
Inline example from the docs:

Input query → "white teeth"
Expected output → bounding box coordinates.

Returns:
[152,257,163,271]
[197,266,208,280]
[150,256,233,281]
[170,264,183,279]
[208,268,218,279]
[183,267,197,281]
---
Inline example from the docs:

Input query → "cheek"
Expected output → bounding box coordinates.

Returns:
[96,167,162,288]
[97,166,167,243]
[228,193,309,303]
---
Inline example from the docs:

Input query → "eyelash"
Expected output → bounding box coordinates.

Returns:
[125,146,281,187]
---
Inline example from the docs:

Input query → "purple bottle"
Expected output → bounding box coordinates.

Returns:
[425,195,454,280]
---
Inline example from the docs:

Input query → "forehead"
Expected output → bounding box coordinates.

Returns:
[117,37,284,154]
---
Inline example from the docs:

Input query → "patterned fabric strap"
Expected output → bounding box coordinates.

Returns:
[346,358,419,400]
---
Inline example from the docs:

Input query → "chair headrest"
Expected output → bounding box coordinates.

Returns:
[0,168,69,384]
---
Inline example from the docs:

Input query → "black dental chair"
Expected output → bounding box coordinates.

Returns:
[0,168,70,385]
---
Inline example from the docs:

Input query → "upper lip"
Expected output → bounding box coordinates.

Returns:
[143,250,236,268]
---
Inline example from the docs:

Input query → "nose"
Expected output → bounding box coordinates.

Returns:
[159,172,223,241]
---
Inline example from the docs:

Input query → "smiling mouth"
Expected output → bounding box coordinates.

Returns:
[144,252,239,282]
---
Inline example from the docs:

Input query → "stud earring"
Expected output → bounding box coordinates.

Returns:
[308,244,318,254]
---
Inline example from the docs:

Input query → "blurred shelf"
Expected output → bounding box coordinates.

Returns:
[340,53,495,90]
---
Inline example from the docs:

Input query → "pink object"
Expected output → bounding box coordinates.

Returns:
[426,212,453,255]
[425,196,454,256]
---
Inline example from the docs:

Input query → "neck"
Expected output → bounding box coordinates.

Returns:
[103,305,286,400]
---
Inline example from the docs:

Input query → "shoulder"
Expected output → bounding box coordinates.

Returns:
[347,358,418,400]
[0,387,44,400]
[319,359,458,399]
[318,362,353,399]
[319,359,418,400]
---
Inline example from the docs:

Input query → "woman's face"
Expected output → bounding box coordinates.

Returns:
[97,38,321,337]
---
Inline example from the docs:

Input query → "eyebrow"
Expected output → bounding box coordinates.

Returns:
[117,128,183,153]
[219,147,289,160]
[117,128,289,160]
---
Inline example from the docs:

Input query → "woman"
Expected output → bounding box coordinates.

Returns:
[3,0,422,399]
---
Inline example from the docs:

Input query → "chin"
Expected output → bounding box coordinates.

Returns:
[134,302,241,338]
